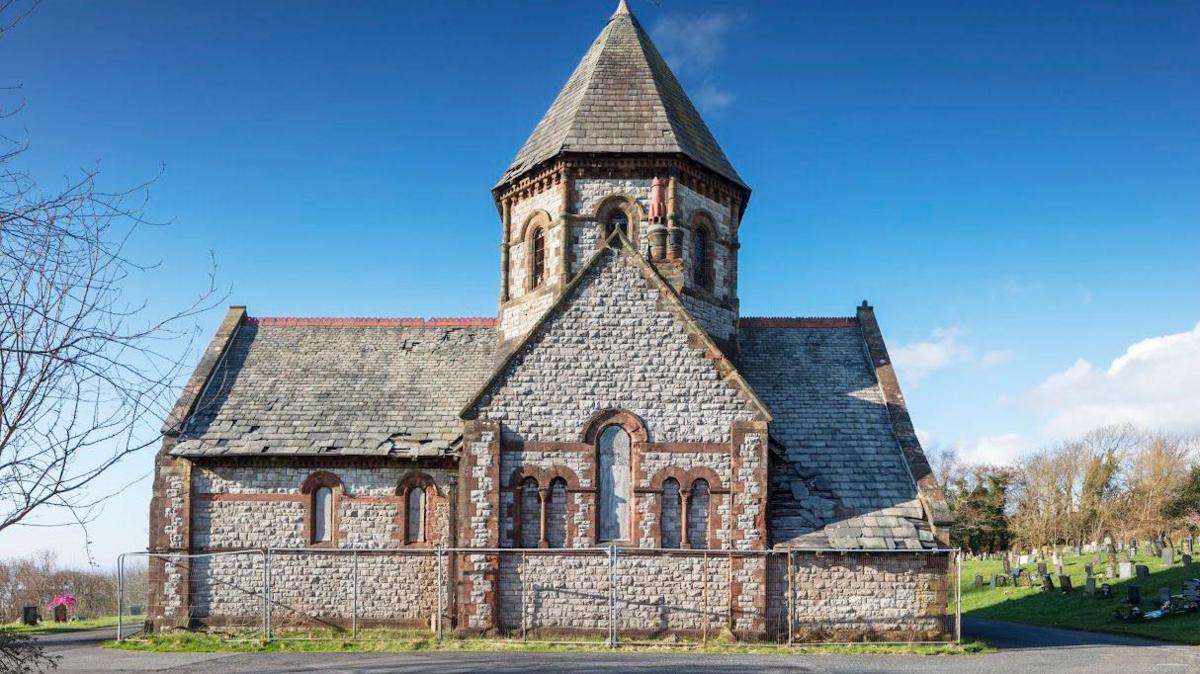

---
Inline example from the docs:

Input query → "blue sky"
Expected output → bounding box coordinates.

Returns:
[3,0,1198,567]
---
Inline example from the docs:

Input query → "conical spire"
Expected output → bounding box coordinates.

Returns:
[497,2,745,189]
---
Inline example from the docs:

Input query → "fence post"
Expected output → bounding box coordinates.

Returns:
[786,548,794,646]
[955,549,962,643]
[437,547,446,640]
[702,550,709,645]
[607,545,617,648]
[352,550,359,639]
[265,549,273,642]
[116,553,125,641]
[521,550,528,641]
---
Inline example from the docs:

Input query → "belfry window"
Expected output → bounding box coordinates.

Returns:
[531,227,546,288]
[693,226,713,290]
[604,211,629,238]
[597,425,631,542]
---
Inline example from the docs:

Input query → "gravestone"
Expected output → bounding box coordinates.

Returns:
[990,574,998,590]
[1128,585,1141,605]
[1119,562,1133,578]
[1037,561,1048,576]
[1055,562,1064,576]
[1085,577,1097,597]
[1105,565,1116,579]
[1059,575,1073,593]
[21,607,37,625]
[1183,554,1192,567]
[1073,545,1081,556]
[975,574,984,590]
[1085,562,1094,576]
[1136,564,1150,579]
[1101,583,1112,599]
[1042,575,1055,592]
[1162,547,1174,566]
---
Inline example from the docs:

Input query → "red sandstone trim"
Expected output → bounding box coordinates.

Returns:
[738,317,856,328]
[245,316,496,328]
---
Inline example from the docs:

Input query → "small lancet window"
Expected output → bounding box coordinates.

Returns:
[313,486,333,543]
[405,486,426,544]
[519,477,541,548]
[693,227,712,290]
[687,479,710,550]
[531,227,546,288]
[661,478,682,549]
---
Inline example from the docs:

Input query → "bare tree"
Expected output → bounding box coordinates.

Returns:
[0,0,219,534]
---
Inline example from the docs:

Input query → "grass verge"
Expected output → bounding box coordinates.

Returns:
[5,615,120,635]
[105,629,990,656]
[961,549,1200,644]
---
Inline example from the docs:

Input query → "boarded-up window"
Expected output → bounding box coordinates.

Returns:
[687,479,709,549]
[598,425,631,542]
[405,487,426,544]
[661,478,682,548]
[313,486,333,543]
[547,478,568,548]
[520,478,541,548]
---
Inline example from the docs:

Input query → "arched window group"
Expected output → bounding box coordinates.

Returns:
[659,478,710,549]
[303,471,434,547]
[515,476,568,548]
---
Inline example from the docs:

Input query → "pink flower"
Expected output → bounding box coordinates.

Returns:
[47,594,77,610]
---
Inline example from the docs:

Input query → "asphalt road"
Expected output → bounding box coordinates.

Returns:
[31,617,1200,673]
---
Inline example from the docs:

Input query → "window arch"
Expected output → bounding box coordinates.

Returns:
[301,471,342,546]
[519,477,541,548]
[531,227,546,289]
[396,472,438,546]
[687,479,710,549]
[661,478,682,549]
[597,425,632,543]
[546,478,568,548]
[691,218,715,291]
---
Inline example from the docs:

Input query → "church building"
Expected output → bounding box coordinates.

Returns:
[148,1,953,641]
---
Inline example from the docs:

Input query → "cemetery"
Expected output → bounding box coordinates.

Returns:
[961,541,1200,643]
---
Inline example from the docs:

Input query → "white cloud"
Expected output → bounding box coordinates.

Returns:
[692,82,734,113]
[979,350,1014,368]
[1028,322,1200,438]
[892,327,972,384]
[959,433,1025,465]
[652,12,737,113]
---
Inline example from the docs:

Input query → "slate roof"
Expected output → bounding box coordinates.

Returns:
[170,318,496,458]
[496,0,745,188]
[738,322,935,550]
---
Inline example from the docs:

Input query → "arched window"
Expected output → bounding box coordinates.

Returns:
[547,478,568,548]
[597,425,631,542]
[661,478,682,549]
[519,477,541,548]
[313,486,333,544]
[692,226,713,290]
[604,210,629,239]
[531,227,546,289]
[405,486,426,544]
[687,479,710,550]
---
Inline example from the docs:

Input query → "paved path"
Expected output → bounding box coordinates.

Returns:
[33,618,1200,673]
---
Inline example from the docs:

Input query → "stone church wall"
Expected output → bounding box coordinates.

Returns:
[184,460,453,627]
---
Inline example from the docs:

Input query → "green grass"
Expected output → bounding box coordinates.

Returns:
[961,548,1200,643]
[105,629,990,656]
[5,615,120,634]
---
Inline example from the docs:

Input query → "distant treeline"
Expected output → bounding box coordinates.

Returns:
[933,425,1200,553]
[0,551,147,622]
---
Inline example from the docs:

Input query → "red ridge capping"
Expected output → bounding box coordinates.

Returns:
[244,316,496,328]
[739,317,856,328]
